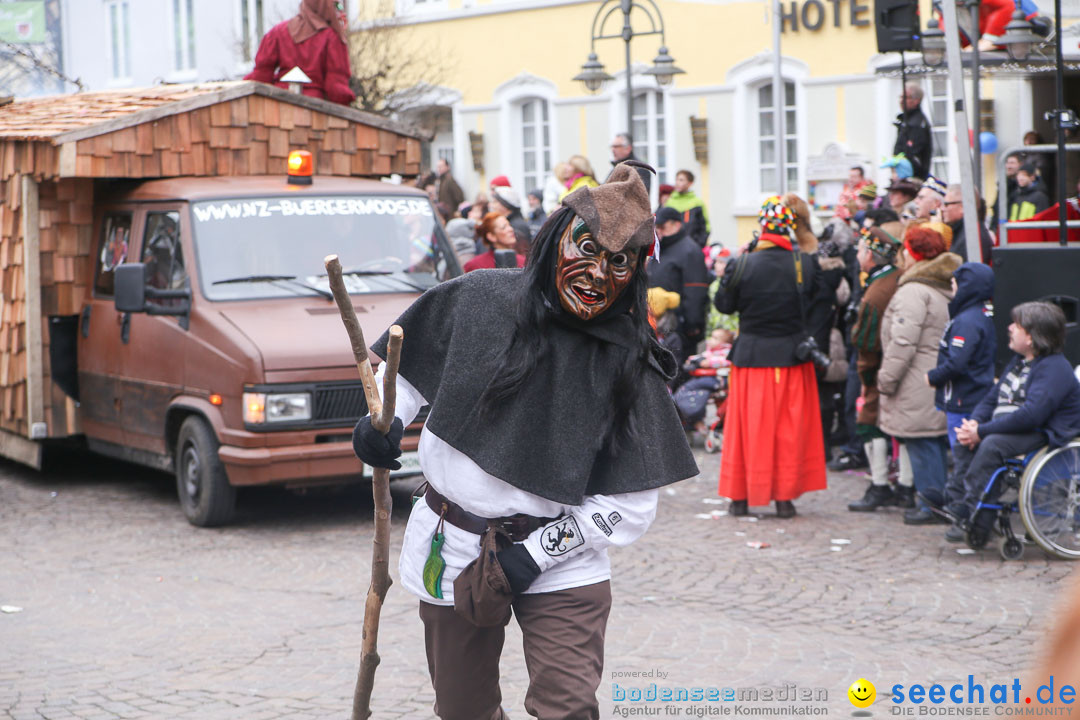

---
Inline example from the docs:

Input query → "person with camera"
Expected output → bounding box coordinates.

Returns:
[876,225,961,524]
[713,196,827,518]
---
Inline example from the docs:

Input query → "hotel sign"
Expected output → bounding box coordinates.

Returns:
[779,0,871,32]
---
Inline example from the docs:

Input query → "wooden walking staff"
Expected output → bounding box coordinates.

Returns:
[323,254,402,720]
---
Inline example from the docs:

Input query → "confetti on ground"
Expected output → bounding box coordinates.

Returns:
[710,509,727,517]
[1,605,23,613]
[701,498,726,505]
[831,539,852,545]
[694,514,714,520]
[956,549,976,555]
[776,529,786,534]
[665,488,677,496]
[734,531,747,537]
[746,541,770,549]
[741,516,759,523]
[830,547,843,552]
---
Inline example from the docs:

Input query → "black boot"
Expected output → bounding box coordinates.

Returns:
[775,500,796,519]
[904,507,950,525]
[893,484,916,509]
[848,484,895,512]
[827,452,867,472]
[729,500,748,516]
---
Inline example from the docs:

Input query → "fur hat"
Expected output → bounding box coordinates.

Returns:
[562,160,656,252]
[491,186,522,212]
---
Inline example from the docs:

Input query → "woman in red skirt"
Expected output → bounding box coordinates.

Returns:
[712,196,827,517]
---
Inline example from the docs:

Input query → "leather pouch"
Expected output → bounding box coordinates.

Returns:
[453,526,513,628]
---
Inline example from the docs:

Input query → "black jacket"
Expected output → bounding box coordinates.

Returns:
[893,108,933,180]
[507,210,533,254]
[947,218,994,264]
[990,176,1018,231]
[647,227,710,339]
[713,243,818,368]
[1009,183,1050,221]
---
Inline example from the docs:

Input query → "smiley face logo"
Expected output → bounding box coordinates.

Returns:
[848,678,876,708]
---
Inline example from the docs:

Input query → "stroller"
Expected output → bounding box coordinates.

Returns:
[673,360,729,454]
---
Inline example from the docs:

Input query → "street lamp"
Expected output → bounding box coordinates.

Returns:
[574,0,684,142]
[920,19,946,67]
[997,6,1042,61]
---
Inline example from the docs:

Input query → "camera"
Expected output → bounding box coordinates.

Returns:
[795,335,831,372]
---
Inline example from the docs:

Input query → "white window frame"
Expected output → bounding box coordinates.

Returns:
[105,0,132,85]
[604,65,676,206]
[629,89,669,187]
[727,53,809,212]
[518,97,552,194]
[755,79,799,197]
[237,0,266,69]
[494,72,560,194]
[171,0,197,78]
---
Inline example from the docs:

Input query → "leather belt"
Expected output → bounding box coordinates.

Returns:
[423,485,556,543]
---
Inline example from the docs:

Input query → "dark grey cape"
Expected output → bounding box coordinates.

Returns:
[370,270,698,505]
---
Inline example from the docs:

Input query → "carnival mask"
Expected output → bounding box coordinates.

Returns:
[555,217,639,321]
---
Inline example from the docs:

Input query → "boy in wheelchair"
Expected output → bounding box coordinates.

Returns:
[943,301,1080,543]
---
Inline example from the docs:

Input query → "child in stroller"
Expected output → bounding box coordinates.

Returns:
[674,328,733,452]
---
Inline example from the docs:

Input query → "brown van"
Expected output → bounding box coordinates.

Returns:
[75,173,460,526]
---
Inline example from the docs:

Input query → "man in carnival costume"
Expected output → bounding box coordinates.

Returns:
[352,161,698,720]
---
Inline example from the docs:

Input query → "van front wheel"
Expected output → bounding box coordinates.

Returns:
[176,416,236,527]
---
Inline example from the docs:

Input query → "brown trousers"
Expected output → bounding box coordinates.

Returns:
[419,581,612,720]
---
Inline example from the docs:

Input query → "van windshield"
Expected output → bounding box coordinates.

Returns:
[191,195,448,301]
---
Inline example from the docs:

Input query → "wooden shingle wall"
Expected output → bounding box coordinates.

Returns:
[67,96,422,180]
[0,171,28,435]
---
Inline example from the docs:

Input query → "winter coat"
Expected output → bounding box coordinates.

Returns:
[647,226,711,340]
[244,22,355,105]
[972,353,1080,448]
[713,239,819,368]
[893,108,933,180]
[850,264,900,427]
[877,252,963,438]
[927,263,996,414]
[1009,183,1050,221]
[664,191,711,247]
[437,172,465,214]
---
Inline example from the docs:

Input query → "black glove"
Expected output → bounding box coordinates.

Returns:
[351,416,404,470]
[496,543,542,595]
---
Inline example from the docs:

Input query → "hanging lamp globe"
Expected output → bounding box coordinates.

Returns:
[642,46,686,87]
[573,53,615,93]
[997,6,1043,61]
[920,19,946,67]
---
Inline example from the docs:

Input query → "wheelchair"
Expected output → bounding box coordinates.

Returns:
[959,438,1080,561]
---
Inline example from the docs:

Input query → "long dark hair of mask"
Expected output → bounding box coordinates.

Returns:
[479,206,658,453]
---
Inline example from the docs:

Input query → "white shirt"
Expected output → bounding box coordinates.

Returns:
[377,365,659,606]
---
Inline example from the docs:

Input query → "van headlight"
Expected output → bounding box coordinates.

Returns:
[243,392,311,424]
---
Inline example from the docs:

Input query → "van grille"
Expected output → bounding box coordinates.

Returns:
[312,382,428,428]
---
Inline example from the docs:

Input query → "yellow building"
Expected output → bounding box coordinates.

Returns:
[362,0,1077,243]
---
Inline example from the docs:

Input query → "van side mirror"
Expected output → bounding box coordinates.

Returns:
[115,263,147,313]
[114,262,191,318]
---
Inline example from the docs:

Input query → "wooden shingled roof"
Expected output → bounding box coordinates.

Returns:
[0,81,423,181]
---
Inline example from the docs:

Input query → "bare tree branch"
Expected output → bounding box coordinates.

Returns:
[347,3,455,124]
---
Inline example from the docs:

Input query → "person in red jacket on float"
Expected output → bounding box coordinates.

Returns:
[244,0,356,106]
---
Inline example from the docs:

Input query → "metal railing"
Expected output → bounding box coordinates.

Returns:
[998,144,1080,246]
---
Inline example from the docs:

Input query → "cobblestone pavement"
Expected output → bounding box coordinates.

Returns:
[2,445,1077,720]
